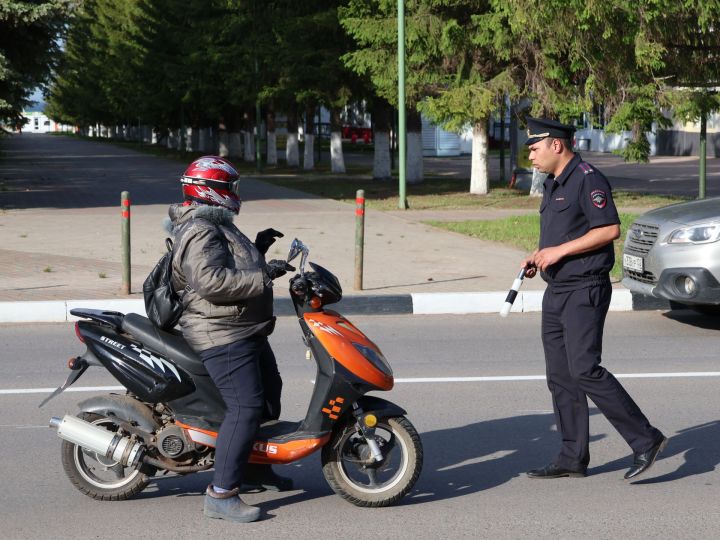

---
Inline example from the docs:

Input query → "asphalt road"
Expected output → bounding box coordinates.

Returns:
[1,311,719,538]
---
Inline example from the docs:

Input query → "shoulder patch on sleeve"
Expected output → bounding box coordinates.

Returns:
[578,163,594,175]
[590,189,607,208]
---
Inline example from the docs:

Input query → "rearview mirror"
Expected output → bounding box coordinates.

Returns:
[287,238,306,263]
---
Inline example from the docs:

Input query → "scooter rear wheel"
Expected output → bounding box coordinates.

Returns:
[60,412,150,501]
[321,415,422,507]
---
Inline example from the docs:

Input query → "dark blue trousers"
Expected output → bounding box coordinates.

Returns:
[541,282,663,470]
[200,337,282,490]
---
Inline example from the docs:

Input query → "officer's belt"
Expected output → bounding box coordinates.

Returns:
[543,275,611,292]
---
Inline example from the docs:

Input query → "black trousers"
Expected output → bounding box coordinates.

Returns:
[541,282,663,470]
[200,336,283,490]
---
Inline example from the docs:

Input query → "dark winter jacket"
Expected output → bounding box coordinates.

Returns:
[167,203,274,352]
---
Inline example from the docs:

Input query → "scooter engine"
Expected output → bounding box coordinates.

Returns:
[156,425,191,458]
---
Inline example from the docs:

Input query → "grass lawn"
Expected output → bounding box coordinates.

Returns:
[260,175,687,211]
[427,212,640,280]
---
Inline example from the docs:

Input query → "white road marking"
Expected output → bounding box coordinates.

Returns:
[3,371,720,396]
[395,372,720,383]
[0,425,49,429]
[0,386,124,395]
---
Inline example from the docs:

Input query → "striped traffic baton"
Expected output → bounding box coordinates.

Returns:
[500,267,527,317]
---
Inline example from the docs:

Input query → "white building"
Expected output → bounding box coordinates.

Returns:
[19,111,74,134]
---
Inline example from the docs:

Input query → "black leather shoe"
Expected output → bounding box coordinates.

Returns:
[624,436,668,480]
[527,463,587,479]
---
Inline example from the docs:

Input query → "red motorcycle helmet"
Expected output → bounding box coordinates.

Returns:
[180,156,242,214]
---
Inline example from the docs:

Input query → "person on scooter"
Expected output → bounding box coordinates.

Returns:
[167,155,294,523]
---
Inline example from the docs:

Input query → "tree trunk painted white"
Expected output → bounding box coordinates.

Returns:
[218,132,229,157]
[303,133,315,170]
[286,133,299,167]
[243,130,255,162]
[266,131,277,165]
[373,131,391,181]
[198,128,209,152]
[330,131,345,173]
[228,132,242,157]
[470,121,489,195]
[529,168,547,197]
[406,131,423,183]
[182,127,192,151]
[151,128,158,145]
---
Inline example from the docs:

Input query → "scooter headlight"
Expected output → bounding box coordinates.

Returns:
[352,343,393,377]
[667,223,720,244]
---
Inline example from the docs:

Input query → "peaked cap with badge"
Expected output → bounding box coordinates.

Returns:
[524,117,575,145]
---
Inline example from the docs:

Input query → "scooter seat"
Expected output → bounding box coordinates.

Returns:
[122,313,209,376]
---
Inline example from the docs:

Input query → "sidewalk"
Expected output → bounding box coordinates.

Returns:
[0,134,678,322]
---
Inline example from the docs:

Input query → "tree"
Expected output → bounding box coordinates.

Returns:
[341,0,449,183]
[497,0,720,168]
[1,0,72,127]
[417,2,517,194]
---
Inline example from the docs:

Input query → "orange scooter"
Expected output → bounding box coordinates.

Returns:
[45,239,423,507]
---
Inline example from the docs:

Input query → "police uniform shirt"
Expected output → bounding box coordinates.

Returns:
[539,153,620,290]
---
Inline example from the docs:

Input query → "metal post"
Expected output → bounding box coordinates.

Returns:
[397,0,408,209]
[121,191,131,295]
[354,189,365,290]
[699,111,707,199]
[509,103,518,175]
[499,101,505,183]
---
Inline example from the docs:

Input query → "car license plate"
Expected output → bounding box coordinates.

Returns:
[623,253,643,272]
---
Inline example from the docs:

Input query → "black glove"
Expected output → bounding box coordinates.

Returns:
[265,259,295,280]
[255,228,284,255]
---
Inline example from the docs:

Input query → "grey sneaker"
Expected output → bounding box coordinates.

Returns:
[203,485,261,523]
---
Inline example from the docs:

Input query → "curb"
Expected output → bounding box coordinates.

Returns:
[0,290,667,324]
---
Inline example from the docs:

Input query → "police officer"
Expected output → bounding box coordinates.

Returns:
[520,118,667,480]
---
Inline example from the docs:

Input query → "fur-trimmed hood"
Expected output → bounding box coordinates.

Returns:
[164,203,235,234]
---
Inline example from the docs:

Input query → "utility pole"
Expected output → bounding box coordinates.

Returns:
[397,0,408,209]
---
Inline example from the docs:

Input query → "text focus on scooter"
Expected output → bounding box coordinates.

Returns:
[42,239,423,507]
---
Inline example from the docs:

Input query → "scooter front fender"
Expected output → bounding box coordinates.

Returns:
[355,395,407,417]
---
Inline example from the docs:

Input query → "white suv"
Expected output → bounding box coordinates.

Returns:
[622,197,720,311]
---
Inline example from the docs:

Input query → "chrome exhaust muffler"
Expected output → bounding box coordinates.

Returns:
[50,415,145,467]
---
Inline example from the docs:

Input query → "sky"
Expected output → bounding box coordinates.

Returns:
[26,88,46,112]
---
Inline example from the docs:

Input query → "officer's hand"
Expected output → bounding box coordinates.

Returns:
[534,246,565,272]
[255,228,284,255]
[265,259,296,280]
[521,252,538,279]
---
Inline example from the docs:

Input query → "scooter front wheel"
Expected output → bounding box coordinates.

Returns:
[321,415,422,507]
